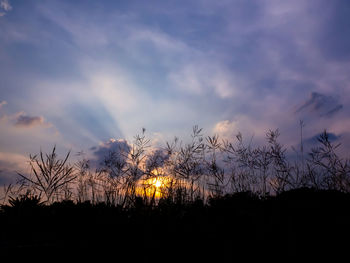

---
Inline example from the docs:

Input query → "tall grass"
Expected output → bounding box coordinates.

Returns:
[5,126,350,207]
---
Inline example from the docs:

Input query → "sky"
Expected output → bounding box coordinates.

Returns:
[1,0,350,183]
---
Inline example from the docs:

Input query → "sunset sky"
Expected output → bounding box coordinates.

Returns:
[1,0,350,184]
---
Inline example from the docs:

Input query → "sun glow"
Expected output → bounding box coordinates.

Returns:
[136,169,173,199]
[154,179,162,188]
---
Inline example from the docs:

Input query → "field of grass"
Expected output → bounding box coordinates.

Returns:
[1,127,349,259]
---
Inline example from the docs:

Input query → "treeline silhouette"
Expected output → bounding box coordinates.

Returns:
[1,126,350,258]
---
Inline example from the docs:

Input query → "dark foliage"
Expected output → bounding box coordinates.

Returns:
[1,188,350,259]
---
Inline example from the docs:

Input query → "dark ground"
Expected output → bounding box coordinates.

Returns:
[1,188,350,260]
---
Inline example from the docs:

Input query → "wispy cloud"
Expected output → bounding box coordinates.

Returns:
[0,0,12,11]
[296,92,343,118]
[0,0,12,17]
[169,62,242,99]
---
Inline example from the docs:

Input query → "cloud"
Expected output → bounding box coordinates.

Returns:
[212,115,274,144]
[145,149,170,170]
[296,92,343,118]
[213,120,237,138]
[13,113,51,128]
[91,138,131,168]
[0,0,12,11]
[298,131,347,157]
[323,105,344,117]
[1,110,54,130]
[169,63,241,99]
[128,27,188,53]
[0,111,64,167]
[305,132,340,146]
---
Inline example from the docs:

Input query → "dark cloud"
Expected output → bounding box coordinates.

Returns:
[296,92,343,118]
[322,105,343,117]
[305,132,340,146]
[289,131,342,159]
[91,139,131,168]
[14,113,48,128]
[145,149,170,170]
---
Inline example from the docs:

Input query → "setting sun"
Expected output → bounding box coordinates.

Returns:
[135,169,175,199]
[154,179,162,188]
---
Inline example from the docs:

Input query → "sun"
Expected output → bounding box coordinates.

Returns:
[149,169,164,188]
[135,169,175,199]
[154,179,162,188]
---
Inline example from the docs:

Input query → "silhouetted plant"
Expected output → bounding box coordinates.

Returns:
[100,144,129,205]
[75,158,102,203]
[97,128,151,207]
[125,128,150,204]
[1,191,43,214]
[0,183,13,206]
[17,146,76,203]
[205,134,226,197]
[308,130,350,191]
[222,132,259,193]
[8,192,43,208]
[266,129,293,193]
[3,125,350,258]
[10,125,350,208]
[165,126,206,202]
